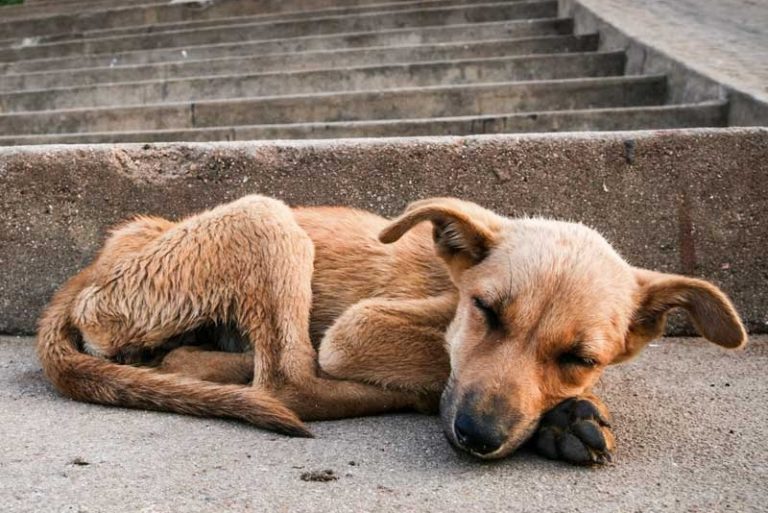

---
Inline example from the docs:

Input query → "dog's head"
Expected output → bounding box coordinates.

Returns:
[380,198,746,459]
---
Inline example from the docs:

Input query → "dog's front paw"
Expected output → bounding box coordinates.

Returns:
[533,397,615,466]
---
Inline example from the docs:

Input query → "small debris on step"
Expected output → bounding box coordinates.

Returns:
[624,139,636,165]
[300,469,338,482]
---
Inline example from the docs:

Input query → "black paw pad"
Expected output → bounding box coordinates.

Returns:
[533,398,614,466]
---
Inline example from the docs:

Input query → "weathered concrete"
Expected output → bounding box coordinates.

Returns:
[0,52,625,112]
[0,75,666,135]
[560,0,768,125]
[1,129,765,335]
[0,27,582,90]
[1,334,766,512]
[0,103,727,146]
[0,0,738,142]
[3,0,492,22]
[0,2,558,62]
[0,24,578,75]
[1,0,165,17]
[0,0,445,37]
[4,0,537,44]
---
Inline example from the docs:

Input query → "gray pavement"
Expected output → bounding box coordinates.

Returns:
[1,335,766,513]
[574,0,768,103]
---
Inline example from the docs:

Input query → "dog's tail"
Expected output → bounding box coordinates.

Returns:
[35,279,311,437]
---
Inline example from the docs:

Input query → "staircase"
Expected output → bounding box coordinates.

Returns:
[0,0,727,145]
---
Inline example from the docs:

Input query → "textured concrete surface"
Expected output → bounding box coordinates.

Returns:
[0,2,559,62]
[0,28,582,75]
[1,129,766,335]
[0,52,625,112]
[0,0,408,36]
[0,0,741,141]
[0,103,727,146]
[1,335,766,512]
[572,0,768,105]
[0,76,665,135]
[563,0,768,125]
[0,34,595,91]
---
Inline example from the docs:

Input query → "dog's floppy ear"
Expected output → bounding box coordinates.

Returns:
[618,269,747,362]
[379,198,505,271]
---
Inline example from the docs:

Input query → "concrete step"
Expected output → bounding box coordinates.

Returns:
[0,75,666,135]
[0,102,726,145]
[0,25,583,76]
[0,21,577,84]
[0,0,163,19]
[1,0,531,45]
[0,0,444,32]
[0,1,558,62]
[23,0,149,5]
[2,0,484,21]
[0,51,625,113]
[1,129,764,334]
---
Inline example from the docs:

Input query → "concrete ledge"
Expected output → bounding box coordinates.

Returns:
[0,103,726,146]
[0,128,765,335]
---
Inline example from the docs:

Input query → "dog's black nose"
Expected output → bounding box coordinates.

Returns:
[454,413,505,455]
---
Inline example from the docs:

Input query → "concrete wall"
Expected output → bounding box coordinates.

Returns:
[1,129,765,335]
[559,0,768,126]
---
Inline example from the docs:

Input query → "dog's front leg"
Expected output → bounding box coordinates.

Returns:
[317,293,458,413]
[532,392,616,465]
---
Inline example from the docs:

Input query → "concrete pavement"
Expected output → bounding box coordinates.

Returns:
[1,335,766,512]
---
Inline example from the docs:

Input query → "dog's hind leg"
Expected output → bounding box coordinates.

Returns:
[159,346,254,384]
[210,197,428,421]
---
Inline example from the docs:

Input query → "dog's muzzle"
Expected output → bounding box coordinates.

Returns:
[453,412,506,455]
[440,380,535,459]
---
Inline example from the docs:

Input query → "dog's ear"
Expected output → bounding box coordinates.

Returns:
[617,269,747,362]
[379,198,505,271]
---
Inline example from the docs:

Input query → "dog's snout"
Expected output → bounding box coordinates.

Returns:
[453,413,505,455]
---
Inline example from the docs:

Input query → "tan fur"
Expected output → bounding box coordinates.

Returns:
[37,195,747,459]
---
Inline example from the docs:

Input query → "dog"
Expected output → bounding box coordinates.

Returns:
[37,196,746,465]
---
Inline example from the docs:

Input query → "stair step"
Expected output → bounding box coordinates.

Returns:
[0,51,625,113]
[0,75,667,136]
[0,0,455,35]
[0,1,558,62]
[0,102,727,145]
[0,0,728,142]
[3,0,163,13]
[0,26,584,76]
[3,0,535,46]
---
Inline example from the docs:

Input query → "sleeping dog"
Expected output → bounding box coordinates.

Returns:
[37,196,746,464]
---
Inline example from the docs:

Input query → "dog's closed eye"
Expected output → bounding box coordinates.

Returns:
[557,350,598,368]
[472,296,502,331]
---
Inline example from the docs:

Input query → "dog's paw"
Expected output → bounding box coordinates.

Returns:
[533,397,615,466]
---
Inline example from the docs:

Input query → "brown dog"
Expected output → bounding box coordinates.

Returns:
[37,196,746,465]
